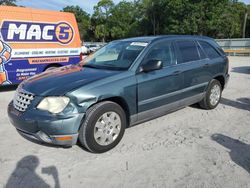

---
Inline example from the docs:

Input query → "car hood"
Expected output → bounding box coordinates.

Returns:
[21,65,121,96]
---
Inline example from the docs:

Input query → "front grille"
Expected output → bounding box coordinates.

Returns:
[13,89,34,112]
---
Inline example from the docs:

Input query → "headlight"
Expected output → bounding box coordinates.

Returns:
[37,97,70,114]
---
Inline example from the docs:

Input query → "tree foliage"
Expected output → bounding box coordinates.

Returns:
[62,6,92,41]
[92,0,114,42]
[109,1,138,39]
[62,0,249,41]
[0,0,17,6]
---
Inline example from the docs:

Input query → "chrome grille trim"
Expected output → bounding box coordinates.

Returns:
[13,88,34,112]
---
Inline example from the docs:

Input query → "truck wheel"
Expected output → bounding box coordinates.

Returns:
[199,79,222,110]
[79,101,126,153]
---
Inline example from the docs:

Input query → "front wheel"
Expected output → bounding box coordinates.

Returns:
[79,101,126,153]
[199,79,222,110]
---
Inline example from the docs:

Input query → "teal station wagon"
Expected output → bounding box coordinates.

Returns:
[8,36,229,153]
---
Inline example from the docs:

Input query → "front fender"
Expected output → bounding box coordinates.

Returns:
[67,72,137,116]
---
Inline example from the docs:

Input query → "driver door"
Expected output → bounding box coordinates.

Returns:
[136,40,185,120]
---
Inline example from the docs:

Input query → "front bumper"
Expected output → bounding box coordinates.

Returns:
[8,101,84,146]
[17,128,78,146]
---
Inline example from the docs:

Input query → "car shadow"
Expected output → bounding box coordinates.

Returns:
[232,66,250,75]
[211,134,250,174]
[220,97,250,111]
[0,85,18,92]
[190,103,201,109]
[76,141,95,152]
[5,155,60,188]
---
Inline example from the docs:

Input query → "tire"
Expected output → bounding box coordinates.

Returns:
[79,101,126,153]
[199,79,222,110]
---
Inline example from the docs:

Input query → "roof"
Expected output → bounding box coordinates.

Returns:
[118,35,213,43]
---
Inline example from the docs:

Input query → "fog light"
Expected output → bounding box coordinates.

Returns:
[37,131,52,143]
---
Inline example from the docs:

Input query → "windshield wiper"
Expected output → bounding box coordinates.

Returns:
[83,63,127,71]
[83,64,100,69]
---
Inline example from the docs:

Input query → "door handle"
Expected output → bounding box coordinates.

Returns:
[171,70,182,76]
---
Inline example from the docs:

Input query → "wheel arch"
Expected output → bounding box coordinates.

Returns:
[100,96,130,128]
[213,75,225,90]
[83,96,131,128]
[43,64,62,72]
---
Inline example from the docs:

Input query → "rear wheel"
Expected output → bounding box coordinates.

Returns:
[79,101,126,153]
[199,79,222,110]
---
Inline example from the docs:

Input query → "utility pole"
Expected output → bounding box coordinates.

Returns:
[243,7,248,38]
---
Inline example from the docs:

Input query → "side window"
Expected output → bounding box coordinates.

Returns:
[197,43,207,59]
[144,41,176,67]
[176,40,200,63]
[199,41,221,59]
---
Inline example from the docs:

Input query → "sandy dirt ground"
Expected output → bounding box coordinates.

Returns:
[0,57,249,188]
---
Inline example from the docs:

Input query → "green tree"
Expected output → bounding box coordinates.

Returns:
[216,1,245,38]
[59,0,249,41]
[62,5,92,41]
[92,0,114,42]
[109,1,137,39]
[133,0,168,36]
[0,0,17,6]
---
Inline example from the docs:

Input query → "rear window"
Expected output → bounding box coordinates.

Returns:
[199,41,221,59]
[176,40,200,63]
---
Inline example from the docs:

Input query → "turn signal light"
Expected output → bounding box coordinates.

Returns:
[55,136,73,141]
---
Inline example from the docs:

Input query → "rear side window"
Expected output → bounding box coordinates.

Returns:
[199,41,221,59]
[176,40,200,63]
[197,44,207,59]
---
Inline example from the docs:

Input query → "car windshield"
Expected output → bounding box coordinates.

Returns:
[80,41,148,70]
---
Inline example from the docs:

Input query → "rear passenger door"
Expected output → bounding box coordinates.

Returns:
[174,40,209,101]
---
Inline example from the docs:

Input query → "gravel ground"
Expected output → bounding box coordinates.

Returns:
[0,57,249,188]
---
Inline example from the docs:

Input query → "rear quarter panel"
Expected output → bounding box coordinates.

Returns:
[206,39,229,82]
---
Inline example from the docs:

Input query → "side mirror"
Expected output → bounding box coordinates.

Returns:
[140,60,163,73]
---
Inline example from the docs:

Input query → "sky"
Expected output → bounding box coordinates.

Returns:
[16,0,132,14]
[17,0,250,14]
